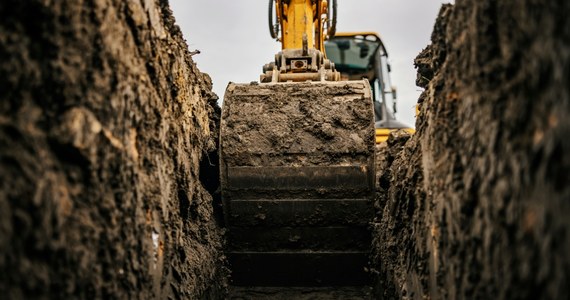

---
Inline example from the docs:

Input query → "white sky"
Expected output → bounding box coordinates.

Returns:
[169,0,453,127]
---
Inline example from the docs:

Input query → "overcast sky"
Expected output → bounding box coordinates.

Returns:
[169,0,453,127]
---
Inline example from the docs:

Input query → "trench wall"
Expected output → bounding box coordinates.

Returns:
[373,1,570,299]
[0,0,225,298]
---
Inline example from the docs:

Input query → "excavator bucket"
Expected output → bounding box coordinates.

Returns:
[220,80,376,286]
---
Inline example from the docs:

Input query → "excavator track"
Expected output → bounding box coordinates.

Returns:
[220,80,376,286]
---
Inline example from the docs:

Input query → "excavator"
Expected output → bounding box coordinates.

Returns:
[220,0,409,287]
[324,32,415,142]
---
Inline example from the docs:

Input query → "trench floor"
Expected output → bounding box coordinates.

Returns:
[228,286,373,299]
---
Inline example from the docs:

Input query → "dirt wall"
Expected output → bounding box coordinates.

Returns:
[373,1,570,299]
[0,0,225,298]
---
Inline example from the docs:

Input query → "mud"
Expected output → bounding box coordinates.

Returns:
[221,81,375,168]
[0,0,225,298]
[373,1,570,299]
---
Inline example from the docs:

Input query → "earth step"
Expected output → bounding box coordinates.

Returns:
[227,251,371,286]
[228,286,373,299]
[227,226,371,251]
[227,199,373,227]
[223,166,373,200]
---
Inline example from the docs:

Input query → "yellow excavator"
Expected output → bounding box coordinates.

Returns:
[220,0,401,287]
[324,32,415,142]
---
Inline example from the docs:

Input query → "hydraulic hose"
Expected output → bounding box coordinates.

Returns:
[268,0,279,39]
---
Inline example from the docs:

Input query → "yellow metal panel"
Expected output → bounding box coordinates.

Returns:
[375,135,389,143]
[282,0,315,50]
[375,128,391,143]
[375,128,416,144]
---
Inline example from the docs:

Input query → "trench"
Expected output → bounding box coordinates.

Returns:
[1,0,569,299]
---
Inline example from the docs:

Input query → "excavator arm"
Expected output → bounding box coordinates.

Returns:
[275,0,328,51]
[262,0,340,82]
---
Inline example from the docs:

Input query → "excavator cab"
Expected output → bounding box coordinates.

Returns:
[325,32,415,143]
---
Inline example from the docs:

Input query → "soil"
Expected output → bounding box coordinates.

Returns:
[372,2,570,299]
[221,81,375,167]
[228,286,373,299]
[0,0,225,299]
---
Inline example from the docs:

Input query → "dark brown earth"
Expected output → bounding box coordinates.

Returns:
[0,0,225,298]
[221,81,375,168]
[372,1,570,299]
[228,286,373,299]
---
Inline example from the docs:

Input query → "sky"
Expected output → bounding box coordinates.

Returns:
[169,0,453,127]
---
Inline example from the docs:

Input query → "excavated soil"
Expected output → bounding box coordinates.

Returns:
[373,1,570,299]
[221,81,375,167]
[0,0,225,298]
